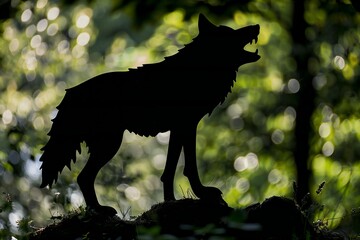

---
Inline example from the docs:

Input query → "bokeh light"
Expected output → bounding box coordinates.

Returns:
[0,1,359,237]
[47,7,60,21]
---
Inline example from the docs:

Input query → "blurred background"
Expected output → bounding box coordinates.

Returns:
[0,0,360,237]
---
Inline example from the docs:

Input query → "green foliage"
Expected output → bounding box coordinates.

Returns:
[17,217,33,235]
[0,193,13,213]
[0,193,12,239]
[0,0,359,238]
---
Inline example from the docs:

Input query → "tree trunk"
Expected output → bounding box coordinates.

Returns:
[291,0,316,202]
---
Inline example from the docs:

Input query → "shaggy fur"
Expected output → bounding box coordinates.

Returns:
[40,14,260,214]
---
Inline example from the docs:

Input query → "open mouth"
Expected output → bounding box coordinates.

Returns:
[242,25,260,57]
[246,35,259,55]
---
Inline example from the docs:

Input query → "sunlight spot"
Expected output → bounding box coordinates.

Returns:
[144,175,161,191]
[138,197,152,211]
[321,105,333,120]
[20,145,30,161]
[36,42,47,56]
[163,10,184,27]
[30,187,43,202]
[50,109,58,120]
[47,7,60,21]
[271,129,284,144]
[21,9,32,23]
[288,78,300,93]
[70,190,84,207]
[4,26,15,40]
[25,52,38,70]
[18,178,30,192]
[33,116,45,130]
[234,156,247,172]
[9,211,24,228]
[25,59,37,71]
[236,178,250,192]
[30,35,42,48]
[227,103,242,118]
[268,169,282,184]
[156,131,170,145]
[282,111,295,130]
[18,98,32,116]
[349,52,358,66]
[36,0,48,9]
[234,11,247,26]
[37,19,48,32]
[57,40,70,54]
[72,45,85,58]
[269,74,283,92]
[343,64,354,80]
[47,23,58,36]
[76,32,90,46]
[76,14,90,28]
[319,123,331,138]
[125,186,141,201]
[246,153,259,169]
[152,153,166,170]
[313,74,327,90]
[116,183,128,192]
[26,25,37,37]
[56,81,67,91]
[234,153,259,172]
[9,39,19,53]
[322,141,334,157]
[24,159,42,180]
[123,131,140,143]
[284,106,296,120]
[2,110,13,125]
[334,55,345,70]
[44,72,55,86]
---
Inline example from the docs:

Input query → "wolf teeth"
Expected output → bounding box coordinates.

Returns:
[247,38,258,46]
[249,37,258,45]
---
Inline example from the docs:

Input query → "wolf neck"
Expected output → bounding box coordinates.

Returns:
[167,37,240,71]
[161,37,238,111]
[137,37,239,112]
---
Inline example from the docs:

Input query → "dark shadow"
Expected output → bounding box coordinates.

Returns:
[31,197,344,239]
[39,14,260,215]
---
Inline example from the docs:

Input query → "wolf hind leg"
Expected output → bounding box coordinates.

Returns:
[77,132,123,215]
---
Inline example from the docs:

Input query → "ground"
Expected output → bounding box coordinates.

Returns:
[29,196,346,240]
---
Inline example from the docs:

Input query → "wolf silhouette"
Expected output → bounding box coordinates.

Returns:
[40,14,260,215]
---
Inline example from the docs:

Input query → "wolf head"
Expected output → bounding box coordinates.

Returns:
[196,14,260,68]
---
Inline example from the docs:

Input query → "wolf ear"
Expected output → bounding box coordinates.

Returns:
[198,14,216,34]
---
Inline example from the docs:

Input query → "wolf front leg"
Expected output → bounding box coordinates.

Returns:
[161,130,183,201]
[182,125,226,205]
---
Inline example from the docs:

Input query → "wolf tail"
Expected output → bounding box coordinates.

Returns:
[39,90,83,188]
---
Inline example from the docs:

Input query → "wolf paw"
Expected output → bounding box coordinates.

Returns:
[86,205,117,216]
[196,186,228,206]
